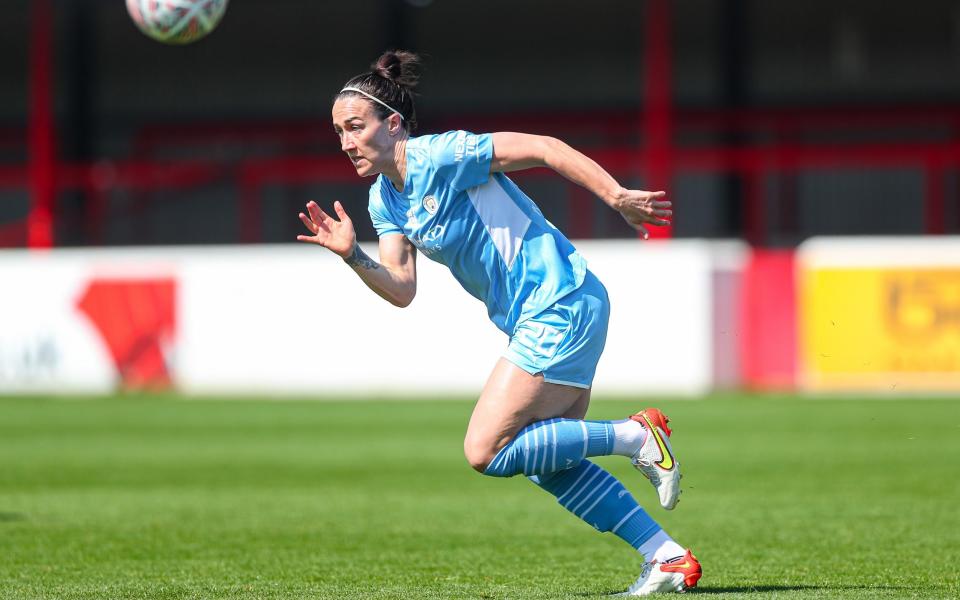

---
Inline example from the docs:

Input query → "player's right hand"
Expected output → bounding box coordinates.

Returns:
[296,200,356,258]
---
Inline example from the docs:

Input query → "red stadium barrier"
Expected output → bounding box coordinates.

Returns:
[0,221,25,247]
[2,134,958,247]
[739,250,798,390]
[4,80,960,249]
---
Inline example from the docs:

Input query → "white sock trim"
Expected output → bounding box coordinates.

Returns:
[612,419,648,457]
[637,529,685,564]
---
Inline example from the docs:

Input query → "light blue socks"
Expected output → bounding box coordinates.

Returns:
[482,417,662,550]
[532,460,662,550]
[483,417,614,477]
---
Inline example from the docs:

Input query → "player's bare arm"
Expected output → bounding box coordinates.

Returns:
[490,132,673,239]
[297,200,417,307]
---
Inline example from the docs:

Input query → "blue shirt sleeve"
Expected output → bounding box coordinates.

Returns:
[429,130,493,191]
[367,182,403,237]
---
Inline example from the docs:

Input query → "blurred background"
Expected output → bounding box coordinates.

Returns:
[6,0,960,246]
[2,0,959,396]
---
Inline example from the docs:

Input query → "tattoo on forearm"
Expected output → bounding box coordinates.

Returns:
[343,244,380,271]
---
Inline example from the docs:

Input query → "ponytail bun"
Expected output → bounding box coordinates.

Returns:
[337,50,422,132]
[372,50,421,90]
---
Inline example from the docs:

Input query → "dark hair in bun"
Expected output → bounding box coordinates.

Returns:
[336,50,422,132]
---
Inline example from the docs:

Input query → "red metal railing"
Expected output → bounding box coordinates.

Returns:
[1,116,958,246]
[26,0,54,248]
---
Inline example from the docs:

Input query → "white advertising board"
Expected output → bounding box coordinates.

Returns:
[0,241,718,396]
[0,250,177,393]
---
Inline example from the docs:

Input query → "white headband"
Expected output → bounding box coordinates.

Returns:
[340,87,405,121]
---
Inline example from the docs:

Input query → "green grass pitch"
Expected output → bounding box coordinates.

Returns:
[1,394,958,599]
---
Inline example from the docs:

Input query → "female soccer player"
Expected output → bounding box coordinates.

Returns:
[297,50,702,596]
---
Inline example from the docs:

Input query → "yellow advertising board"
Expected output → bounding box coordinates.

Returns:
[801,268,960,391]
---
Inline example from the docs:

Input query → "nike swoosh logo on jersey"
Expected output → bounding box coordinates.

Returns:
[641,414,675,471]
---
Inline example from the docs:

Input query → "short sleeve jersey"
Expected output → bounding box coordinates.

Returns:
[368,130,587,335]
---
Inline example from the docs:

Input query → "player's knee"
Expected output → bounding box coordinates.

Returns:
[463,436,497,473]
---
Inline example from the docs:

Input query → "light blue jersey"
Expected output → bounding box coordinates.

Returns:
[368,130,587,335]
[368,134,664,564]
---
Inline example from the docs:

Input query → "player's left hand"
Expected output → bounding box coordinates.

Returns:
[613,189,672,240]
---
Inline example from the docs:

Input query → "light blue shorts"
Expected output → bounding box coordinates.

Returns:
[503,270,610,389]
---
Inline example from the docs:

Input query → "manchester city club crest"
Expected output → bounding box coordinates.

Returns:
[422,195,438,214]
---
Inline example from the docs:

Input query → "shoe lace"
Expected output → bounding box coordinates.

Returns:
[624,561,656,595]
[631,453,661,483]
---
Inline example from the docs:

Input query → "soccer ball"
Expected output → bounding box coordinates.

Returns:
[126,0,229,45]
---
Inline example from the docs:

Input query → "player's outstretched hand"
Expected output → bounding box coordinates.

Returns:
[296,200,356,257]
[614,190,672,240]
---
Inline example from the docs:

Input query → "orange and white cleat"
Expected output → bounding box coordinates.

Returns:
[617,550,702,596]
[629,408,681,510]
